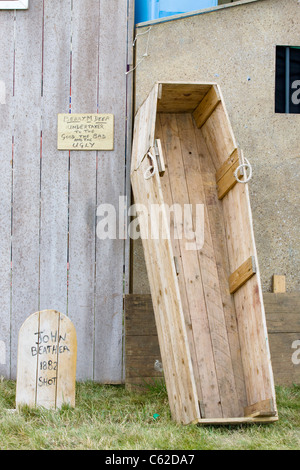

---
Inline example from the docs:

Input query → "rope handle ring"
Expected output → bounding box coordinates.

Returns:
[234,157,253,184]
[144,151,157,180]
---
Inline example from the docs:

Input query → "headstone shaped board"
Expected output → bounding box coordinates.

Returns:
[16,310,77,409]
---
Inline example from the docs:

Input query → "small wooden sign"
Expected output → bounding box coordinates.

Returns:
[16,310,77,409]
[57,113,114,151]
[0,1,28,10]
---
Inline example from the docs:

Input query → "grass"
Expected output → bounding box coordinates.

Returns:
[0,378,299,450]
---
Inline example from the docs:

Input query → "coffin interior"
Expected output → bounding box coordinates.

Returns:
[131,82,277,424]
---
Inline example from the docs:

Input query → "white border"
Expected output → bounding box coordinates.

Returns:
[0,0,28,9]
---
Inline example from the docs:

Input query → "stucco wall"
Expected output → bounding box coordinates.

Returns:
[132,0,300,293]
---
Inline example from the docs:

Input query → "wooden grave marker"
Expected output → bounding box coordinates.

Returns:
[16,310,77,409]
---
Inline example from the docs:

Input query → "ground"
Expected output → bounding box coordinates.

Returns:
[0,379,299,450]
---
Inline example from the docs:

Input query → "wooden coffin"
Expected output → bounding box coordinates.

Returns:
[130,82,278,425]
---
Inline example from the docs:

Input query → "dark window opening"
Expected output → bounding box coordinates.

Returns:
[275,46,300,114]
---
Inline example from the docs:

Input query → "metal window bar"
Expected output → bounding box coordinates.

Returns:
[285,46,290,114]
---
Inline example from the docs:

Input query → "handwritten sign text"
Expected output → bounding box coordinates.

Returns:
[57,113,114,151]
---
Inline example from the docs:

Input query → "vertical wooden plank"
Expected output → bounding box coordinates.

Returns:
[67,0,99,381]
[193,121,247,412]
[39,0,71,314]
[192,85,221,128]
[16,312,40,408]
[56,312,77,408]
[222,186,260,405]
[123,0,135,380]
[201,101,236,170]
[0,11,14,378]
[131,166,200,424]
[94,0,127,383]
[159,113,222,419]
[155,116,204,409]
[177,113,241,418]
[35,310,60,408]
[223,182,275,406]
[11,1,43,378]
[124,0,135,287]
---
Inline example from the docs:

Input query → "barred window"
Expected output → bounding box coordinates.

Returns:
[275,46,300,114]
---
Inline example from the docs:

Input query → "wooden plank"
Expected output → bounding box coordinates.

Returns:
[133,170,198,423]
[132,168,183,422]
[132,84,158,171]
[157,83,211,113]
[196,416,278,426]
[94,0,128,383]
[131,135,200,424]
[217,169,238,200]
[67,0,99,381]
[126,356,163,378]
[244,398,276,418]
[125,294,157,336]
[125,336,161,357]
[273,275,286,294]
[159,112,222,420]
[193,85,221,129]
[11,1,44,378]
[0,10,14,378]
[193,119,248,414]
[125,293,300,390]
[223,181,275,406]
[56,312,77,408]
[155,116,204,410]
[223,184,263,406]
[216,148,240,200]
[126,376,165,392]
[124,0,135,298]
[201,100,237,171]
[265,294,300,333]
[229,256,257,295]
[177,113,241,418]
[131,171,181,423]
[264,293,300,318]
[265,294,300,386]
[267,333,300,386]
[16,312,40,408]
[39,0,71,314]
[216,148,239,182]
[267,313,300,334]
[35,310,60,408]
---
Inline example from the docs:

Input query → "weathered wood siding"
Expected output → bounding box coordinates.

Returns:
[125,294,300,389]
[0,0,133,382]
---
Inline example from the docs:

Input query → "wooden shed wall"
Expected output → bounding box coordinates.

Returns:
[125,294,300,389]
[0,0,134,382]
